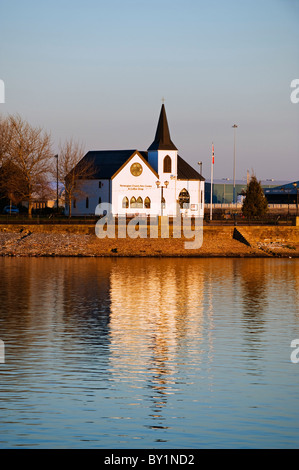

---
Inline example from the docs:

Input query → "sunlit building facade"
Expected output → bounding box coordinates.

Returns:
[68,105,205,217]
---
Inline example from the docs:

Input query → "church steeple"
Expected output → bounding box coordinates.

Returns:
[147,104,178,177]
[148,104,178,151]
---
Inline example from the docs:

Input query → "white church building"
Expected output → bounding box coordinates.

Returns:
[69,104,205,218]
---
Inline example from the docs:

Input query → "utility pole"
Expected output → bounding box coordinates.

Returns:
[54,154,59,212]
[232,125,238,204]
[210,144,214,221]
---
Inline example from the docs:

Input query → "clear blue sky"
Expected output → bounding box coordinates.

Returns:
[0,0,298,181]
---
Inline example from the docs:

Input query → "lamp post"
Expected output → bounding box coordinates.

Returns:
[156,180,169,216]
[293,182,299,216]
[222,178,230,203]
[232,124,238,204]
[198,161,203,212]
[54,154,59,213]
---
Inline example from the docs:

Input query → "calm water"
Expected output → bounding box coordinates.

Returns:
[0,257,299,449]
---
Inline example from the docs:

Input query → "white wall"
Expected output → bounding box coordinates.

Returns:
[175,180,205,217]
[112,152,204,217]
[70,179,110,216]
[112,153,160,216]
[69,152,204,218]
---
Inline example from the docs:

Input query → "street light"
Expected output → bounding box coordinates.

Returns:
[293,182,299,216]
[222,178,230,203]
[54,154,59,212]
[156,180,169,216]
[232,124,238,204]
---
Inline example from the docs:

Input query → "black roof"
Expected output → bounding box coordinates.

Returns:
[177,156,205,181]
[148,104,178,151]
[77,149,204,181]
[76,150,140,179]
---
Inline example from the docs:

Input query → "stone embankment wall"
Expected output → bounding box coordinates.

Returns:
[0,224,298,257]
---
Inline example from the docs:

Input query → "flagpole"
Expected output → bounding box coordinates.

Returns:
[210,143,214,221]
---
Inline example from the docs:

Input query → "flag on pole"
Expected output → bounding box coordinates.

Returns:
[210,143,214,221]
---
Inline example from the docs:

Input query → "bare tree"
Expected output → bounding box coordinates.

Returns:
[0,160,28,206]
[7,114,53,217]
[54,139,95,217]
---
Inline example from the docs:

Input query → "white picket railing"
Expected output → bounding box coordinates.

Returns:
[205,203,297,209]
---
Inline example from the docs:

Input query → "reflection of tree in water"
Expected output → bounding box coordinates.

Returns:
[61,258,113,357]
[240,260,268,316]
[0,258,113,383]
[0,258,34,351]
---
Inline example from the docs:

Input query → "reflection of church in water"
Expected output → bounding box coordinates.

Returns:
[107,259,211,423]
[70,104,205,217]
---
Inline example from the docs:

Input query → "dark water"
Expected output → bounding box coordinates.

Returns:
[0,257,299,449]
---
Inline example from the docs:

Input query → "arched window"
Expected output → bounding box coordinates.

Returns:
[130,196,137,208]
[136,197,143,208]
[178,188,190,208]
[163,155,172,173]
[122,196,129,208]
[144,197,151,209]
[73,199,77,209]
[86,197,89,209]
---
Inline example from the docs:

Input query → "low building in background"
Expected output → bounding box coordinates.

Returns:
[205,179,292,205]
[263,181,299,205]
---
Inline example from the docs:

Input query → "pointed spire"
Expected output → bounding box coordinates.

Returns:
[148,104,178,151]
